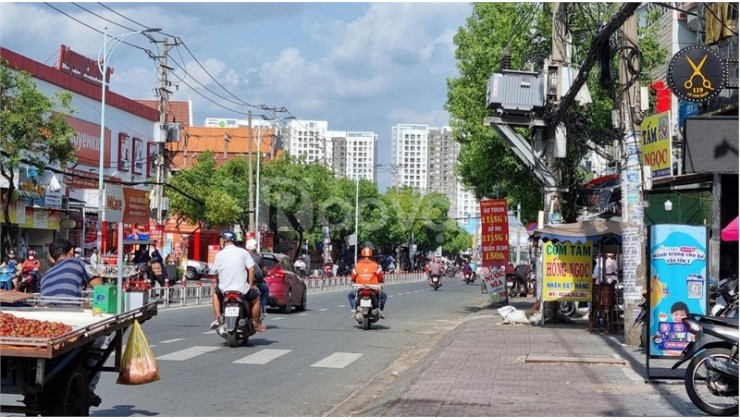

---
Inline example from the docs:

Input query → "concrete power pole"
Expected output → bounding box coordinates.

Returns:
[247,110,255,235]
[618,15,645,347]
[155,37,173,227]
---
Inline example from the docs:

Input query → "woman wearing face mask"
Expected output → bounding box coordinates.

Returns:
[18,249,41,292]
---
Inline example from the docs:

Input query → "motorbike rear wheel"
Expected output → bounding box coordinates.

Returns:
[226,333,240,348]
[685,347,738,416]
[362,316,370,330]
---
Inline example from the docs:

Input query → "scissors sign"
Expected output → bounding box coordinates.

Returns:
[683,55,714,90]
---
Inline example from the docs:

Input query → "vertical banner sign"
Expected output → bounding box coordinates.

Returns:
[649,225,707,357]
[542,241,593,302]
[640,111,673,179]
[479,199,509,267]
[482,267,507,304]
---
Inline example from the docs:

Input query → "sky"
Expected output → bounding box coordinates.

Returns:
[0,1,473,190]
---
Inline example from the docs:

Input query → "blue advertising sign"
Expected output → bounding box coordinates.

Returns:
[648,225,707,357]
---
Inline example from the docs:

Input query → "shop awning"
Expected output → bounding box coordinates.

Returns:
[721,216,738,242]
[534,220,622,244]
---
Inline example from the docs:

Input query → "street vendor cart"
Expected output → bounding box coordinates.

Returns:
[0,296,157,416]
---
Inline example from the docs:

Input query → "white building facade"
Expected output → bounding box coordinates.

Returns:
[391,124,429,192]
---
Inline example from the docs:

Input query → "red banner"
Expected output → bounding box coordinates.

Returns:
[480,199,509,267]
[65,115,112,168]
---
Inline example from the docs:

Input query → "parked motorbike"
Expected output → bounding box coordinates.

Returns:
[429,274,441,291]
[711,275,738,317]
[217,291,256,347]
[352,285,382,330]
[0,266,16,290]
[671,314,739,416]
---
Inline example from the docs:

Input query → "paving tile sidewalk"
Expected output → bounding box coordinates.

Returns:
[367,301,708,417]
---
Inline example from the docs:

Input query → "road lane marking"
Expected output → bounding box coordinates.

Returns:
[337,305,346,308]
[157,346,220,361]
[202,330,218,335]
[311,352,363,369]
[297,313,309,316]
[233,349,292,365]
[388,295,394,298]
[318,308,328,312]
[159,338,184,344]
[270,317,285,321]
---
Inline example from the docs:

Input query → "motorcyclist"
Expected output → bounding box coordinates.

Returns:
[462,260,473,278]
[0,250,20,289]
[245,238,270,321]
[19,249,41,292]
[348,247,386,317]
[294,257,307,277]
[209,230,265,332]
[426,257,443,287]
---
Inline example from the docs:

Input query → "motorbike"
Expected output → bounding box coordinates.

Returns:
[0,266,16,290]
[217,291,256,347]
[506,273,528,298]
[17,268,39,293]
[295,266,309,279]
[430,274,441,291]
[463,271,474,284]
[671,314,738,416]
[353,284,382,330]
[711,275,738,317]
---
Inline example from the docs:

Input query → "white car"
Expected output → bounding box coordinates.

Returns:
[185,259,209,280]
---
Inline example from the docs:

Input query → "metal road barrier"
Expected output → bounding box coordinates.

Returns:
[141,271,427,309]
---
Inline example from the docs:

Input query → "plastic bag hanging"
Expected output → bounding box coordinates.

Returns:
[117,319,160,385]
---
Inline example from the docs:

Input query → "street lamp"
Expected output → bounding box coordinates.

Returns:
[354,170,361,267]
[97,27,159,314]
[96,27,159,251]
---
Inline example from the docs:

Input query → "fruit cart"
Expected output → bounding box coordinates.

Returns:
[0,297,157,416]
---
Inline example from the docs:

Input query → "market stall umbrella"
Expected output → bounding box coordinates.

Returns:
[721,216,739,241]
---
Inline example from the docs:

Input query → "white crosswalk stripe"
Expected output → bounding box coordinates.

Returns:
[159,338,184,344]
[233,349,292,365]
[157,346,220,361]
[311,352,363,369]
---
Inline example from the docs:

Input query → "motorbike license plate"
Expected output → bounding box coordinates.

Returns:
[225,306,239,317]
[360,299,372,308]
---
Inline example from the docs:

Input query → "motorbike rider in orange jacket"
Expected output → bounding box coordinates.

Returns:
[348,247,387,316]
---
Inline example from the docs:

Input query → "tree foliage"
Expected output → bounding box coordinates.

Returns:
[446,3,666,223]
[0,59,77,251]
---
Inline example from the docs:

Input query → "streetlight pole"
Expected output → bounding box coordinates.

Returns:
[354,171,360,267]
[97,27,159,314]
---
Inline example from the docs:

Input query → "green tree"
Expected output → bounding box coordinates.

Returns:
[0,59,76,251]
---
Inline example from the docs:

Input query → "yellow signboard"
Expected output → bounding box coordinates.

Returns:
[640,111,672,179]
[542,241,593,302]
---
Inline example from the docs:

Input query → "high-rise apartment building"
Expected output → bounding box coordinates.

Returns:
[427,126,458,216]
[392,123,479,223]
[283,119,331,165]
[391,124,429,192]
[329,130,376,181]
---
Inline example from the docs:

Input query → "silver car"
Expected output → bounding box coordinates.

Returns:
[185,259,209,280]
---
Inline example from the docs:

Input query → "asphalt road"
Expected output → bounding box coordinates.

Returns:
[90,275,489,416]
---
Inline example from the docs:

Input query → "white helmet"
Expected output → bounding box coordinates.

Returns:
[246,239,257,251]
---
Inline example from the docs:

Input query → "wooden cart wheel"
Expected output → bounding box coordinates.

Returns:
[38,366,90,416]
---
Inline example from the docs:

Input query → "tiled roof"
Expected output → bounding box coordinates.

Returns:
[137,100,191,127]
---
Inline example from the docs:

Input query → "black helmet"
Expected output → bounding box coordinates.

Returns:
[220,230,237,243]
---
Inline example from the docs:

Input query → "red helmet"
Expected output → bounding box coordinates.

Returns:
[360,247,373,258]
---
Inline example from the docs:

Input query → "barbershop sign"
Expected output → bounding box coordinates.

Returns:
[667,45,727,103]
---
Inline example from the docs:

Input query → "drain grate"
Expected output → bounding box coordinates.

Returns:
[525,353,626,365]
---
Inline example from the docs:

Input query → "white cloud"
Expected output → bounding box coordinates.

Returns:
[387,108,450,127]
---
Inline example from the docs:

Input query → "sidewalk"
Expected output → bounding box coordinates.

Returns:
[356,298,708,417]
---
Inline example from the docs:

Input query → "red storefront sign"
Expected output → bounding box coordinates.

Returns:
[65,115,112,169]
[480,199,509,267]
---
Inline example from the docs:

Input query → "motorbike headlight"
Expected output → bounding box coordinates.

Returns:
[682,318,702,335]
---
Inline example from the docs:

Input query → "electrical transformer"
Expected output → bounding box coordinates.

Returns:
[486,70,546,115]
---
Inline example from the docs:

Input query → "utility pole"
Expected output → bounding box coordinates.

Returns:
[155,37,174,230]
[618,14,644,346]
[248,110,255,235]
